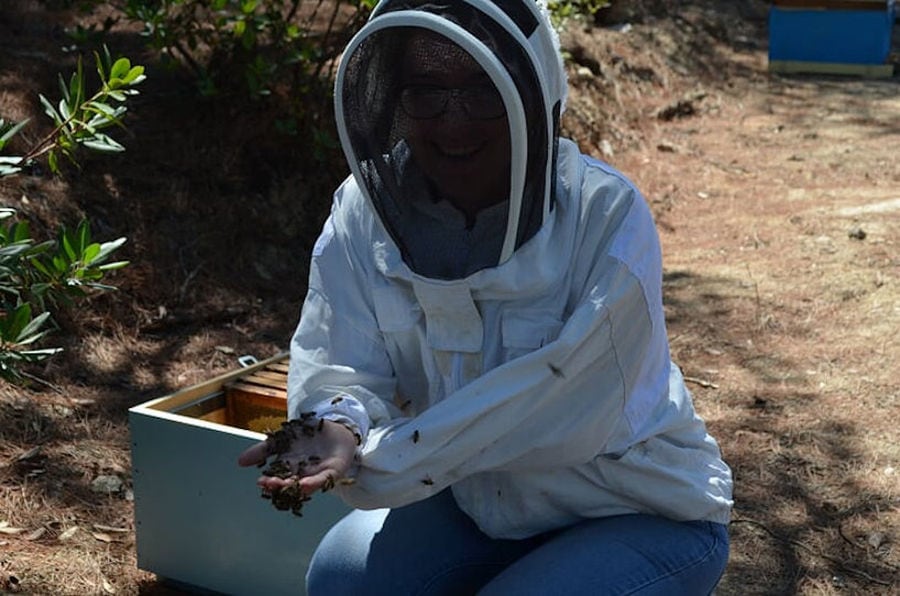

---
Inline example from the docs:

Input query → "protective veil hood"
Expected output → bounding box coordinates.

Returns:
[335,0,567,279]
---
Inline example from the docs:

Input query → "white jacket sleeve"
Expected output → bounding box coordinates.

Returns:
[286,193,400,435]
[336,192,673,509]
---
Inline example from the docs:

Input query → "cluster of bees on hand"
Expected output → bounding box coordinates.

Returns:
[259,411,335,517]
[259,411,436,514]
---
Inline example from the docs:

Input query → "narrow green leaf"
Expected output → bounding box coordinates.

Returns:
[95,50,108,84]
[6,303,31,340]
[59,98,72,122]
[0,119,29,143]
[75,220,90,256]
[0,164,23,177]
[0,242,33,258]
[88,101,123,116]
[12,221,30,243]
[93,237,126,262]
[30,239,53,254]
[52,254,68,273]
[47,150,59,174]
[82,242,101,264]
[17,310,53,344]
[72,56,85,108]
[30,281,51,296]
[28,257,53,279]
[81,135,125,152]
[96,260,129,271]
[60,229,77,262]
[18,347,63,358]
[39,94,63,125]
[123,65,145,84]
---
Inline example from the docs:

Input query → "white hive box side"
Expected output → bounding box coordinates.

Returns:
[129,354,351,595]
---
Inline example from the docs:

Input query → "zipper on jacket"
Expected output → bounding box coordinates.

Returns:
[450,352,464,393]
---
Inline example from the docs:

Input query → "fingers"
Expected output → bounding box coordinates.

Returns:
[256,466,341,493]
[243,415,357,516]
[237,441,270,467]
[297,469,339,493]
[257,474,297,491]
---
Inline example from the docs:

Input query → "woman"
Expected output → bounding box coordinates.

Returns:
[239,1,733,593]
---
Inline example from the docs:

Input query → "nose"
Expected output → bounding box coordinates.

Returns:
[441,90,469,118]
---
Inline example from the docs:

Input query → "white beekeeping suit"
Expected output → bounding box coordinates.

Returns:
[287,0,733,539]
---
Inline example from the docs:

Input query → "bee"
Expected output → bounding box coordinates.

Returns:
[300,411,317,420]
[330,396,344,405]
[267,426,294,455]
[412,430,420,443]
[261,459,294,479]
[317,418,325,432]
[321,474,336,493]
[547,363,565,378]
[421,476,434,486]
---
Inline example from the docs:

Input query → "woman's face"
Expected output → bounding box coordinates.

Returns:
[401,31,511,218]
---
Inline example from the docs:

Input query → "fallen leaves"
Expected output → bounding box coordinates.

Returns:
[93,524,130,534]
[0,521,25,535]
[90,523,131,543]
[24,527,45,541]
[14,446,41,462]
[0,521,130,543]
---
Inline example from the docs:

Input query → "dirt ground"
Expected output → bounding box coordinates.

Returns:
[1,1,898,594]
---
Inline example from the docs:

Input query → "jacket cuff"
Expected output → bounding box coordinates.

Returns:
[308,394,370,444]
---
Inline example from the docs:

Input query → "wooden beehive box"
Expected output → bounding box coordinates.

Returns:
[769,0,897,77]
[129,353,351,595]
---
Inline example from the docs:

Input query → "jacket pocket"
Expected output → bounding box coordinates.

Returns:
[501,309,563,360]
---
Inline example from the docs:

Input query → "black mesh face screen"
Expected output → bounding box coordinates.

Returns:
[339,2,555,279]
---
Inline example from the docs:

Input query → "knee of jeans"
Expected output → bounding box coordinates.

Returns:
[306,547,358,595]
[305,522,373,595]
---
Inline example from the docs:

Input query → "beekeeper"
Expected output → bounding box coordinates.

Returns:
[240,1,733,593]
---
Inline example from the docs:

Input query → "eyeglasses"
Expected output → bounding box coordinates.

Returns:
[399,84,506,120]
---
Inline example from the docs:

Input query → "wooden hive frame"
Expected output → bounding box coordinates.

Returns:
[224,357,290,432]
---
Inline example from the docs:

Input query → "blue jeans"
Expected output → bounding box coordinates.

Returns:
[307,490,729,595]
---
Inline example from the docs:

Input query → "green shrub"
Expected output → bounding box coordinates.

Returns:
[0,48,141,383]
[548,0,611,27]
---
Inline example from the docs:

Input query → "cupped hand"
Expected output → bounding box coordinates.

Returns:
[238,417,359,495]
